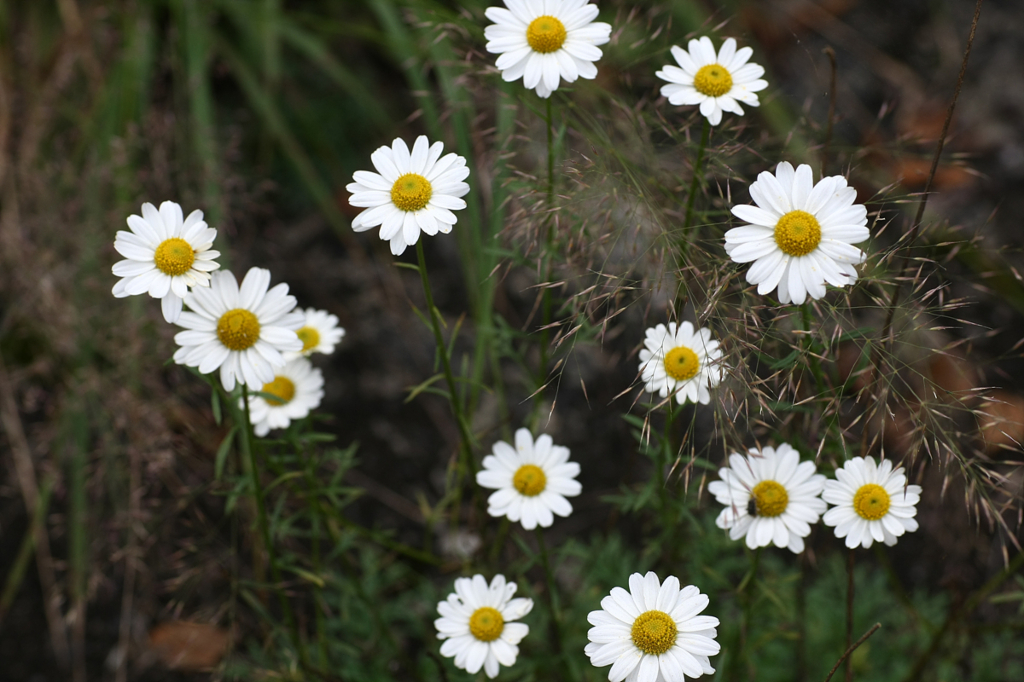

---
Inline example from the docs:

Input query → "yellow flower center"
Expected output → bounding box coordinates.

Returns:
[853,483,890,521]
[297,326,320,353]
[512,464,547,497]
[526,15,567,54]
[774,210,822,257]
[216,309,261,351]
[663,345,700,382]
[693,63,733,97]
[750,480,789,517]
[631,610,677,655]
[390,173,432,212]
[469,606,504,642]
[153,237,195,276]
[260,376,295,405]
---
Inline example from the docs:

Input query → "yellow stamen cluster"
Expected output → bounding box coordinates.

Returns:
[693,64,733,97]
[261,376,296,405]
[774,210,822,257]
[750,480,789,517]
[664,345,700,382]
[153,237,195,276]
[297,326,320,353]
[853,483,890,520]
[631,610,677,655]
[526,15,567,54]
[390,173,433,212]
[469,607,505,642]
[513,464,547,497]
[216,309,261,351]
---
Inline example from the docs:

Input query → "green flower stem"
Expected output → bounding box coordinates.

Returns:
[535,96,557,428]
[239,385,308,667]
[845,548,855,682]
[416,239,478,531]
[679,118,711,263]
[658,399,676,516]
[416,239,476,476]
[799,302,827,395]
[737,547,761,679]
[536,527,572,680]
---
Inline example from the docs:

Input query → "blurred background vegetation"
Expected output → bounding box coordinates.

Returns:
[1,0,1024,680]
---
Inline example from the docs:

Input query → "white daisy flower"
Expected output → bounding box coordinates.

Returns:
[173,268,303,392]
[725,161,869,305]
[435,574,533,679]
[638,322,723,406]
[346,136,470,256]
[244,357,325,437]
[707,443,827,554]
[585,572,720,682]
[655,37,768,126]
[484,0,612,99]
[476,428,582,530]
[822,456,922,549]
[111,201,221,323]
[287,308,345,359]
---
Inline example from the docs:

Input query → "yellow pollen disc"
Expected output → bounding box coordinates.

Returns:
[216,309,261,351]
[153,237,195,276]
[853,483,890,520]
[297,326,320,353]
[469,607,504,642]
[631,610,677,655]
[261,376,295,405]
[390,173,432,212]
[751,480,789,517]
[664,345,700,382]
[693,63,733,97]
[774,210,822,257]
[526,15,567,54]
[513,464,547,497]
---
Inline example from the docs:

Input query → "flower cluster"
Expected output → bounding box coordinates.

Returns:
[111,201,345,437]
[710,448,920,553]
[109,5,930,682]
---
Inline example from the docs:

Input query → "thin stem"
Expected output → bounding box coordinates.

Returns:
[676,118,711,311]
[800,303,827,395]
[240,385,307,667]
[536,528,571,680]
[535,96,556,428]
[737,547,761,681]
[824,623,881,682]
[845,549,855,682]
[416,240,476,477]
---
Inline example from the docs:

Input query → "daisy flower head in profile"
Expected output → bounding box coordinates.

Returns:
[173,267,303,391]
[346,136,470,256]
[586,572,720,682]
[111,201,221,323]
[287,308,345,360]
[638,321,723,406]
[244,357,324,437]
[655,37,768,126]
[725,161,869,305]
[435,574,533,679]
[822,456,922,549]
[476,428,581,530]
[484,0,612,99]
[707,443,827,554]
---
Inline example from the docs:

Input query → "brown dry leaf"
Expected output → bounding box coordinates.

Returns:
[891,158,974,191]
[148,621,230,671]
[978,390,1024,456]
